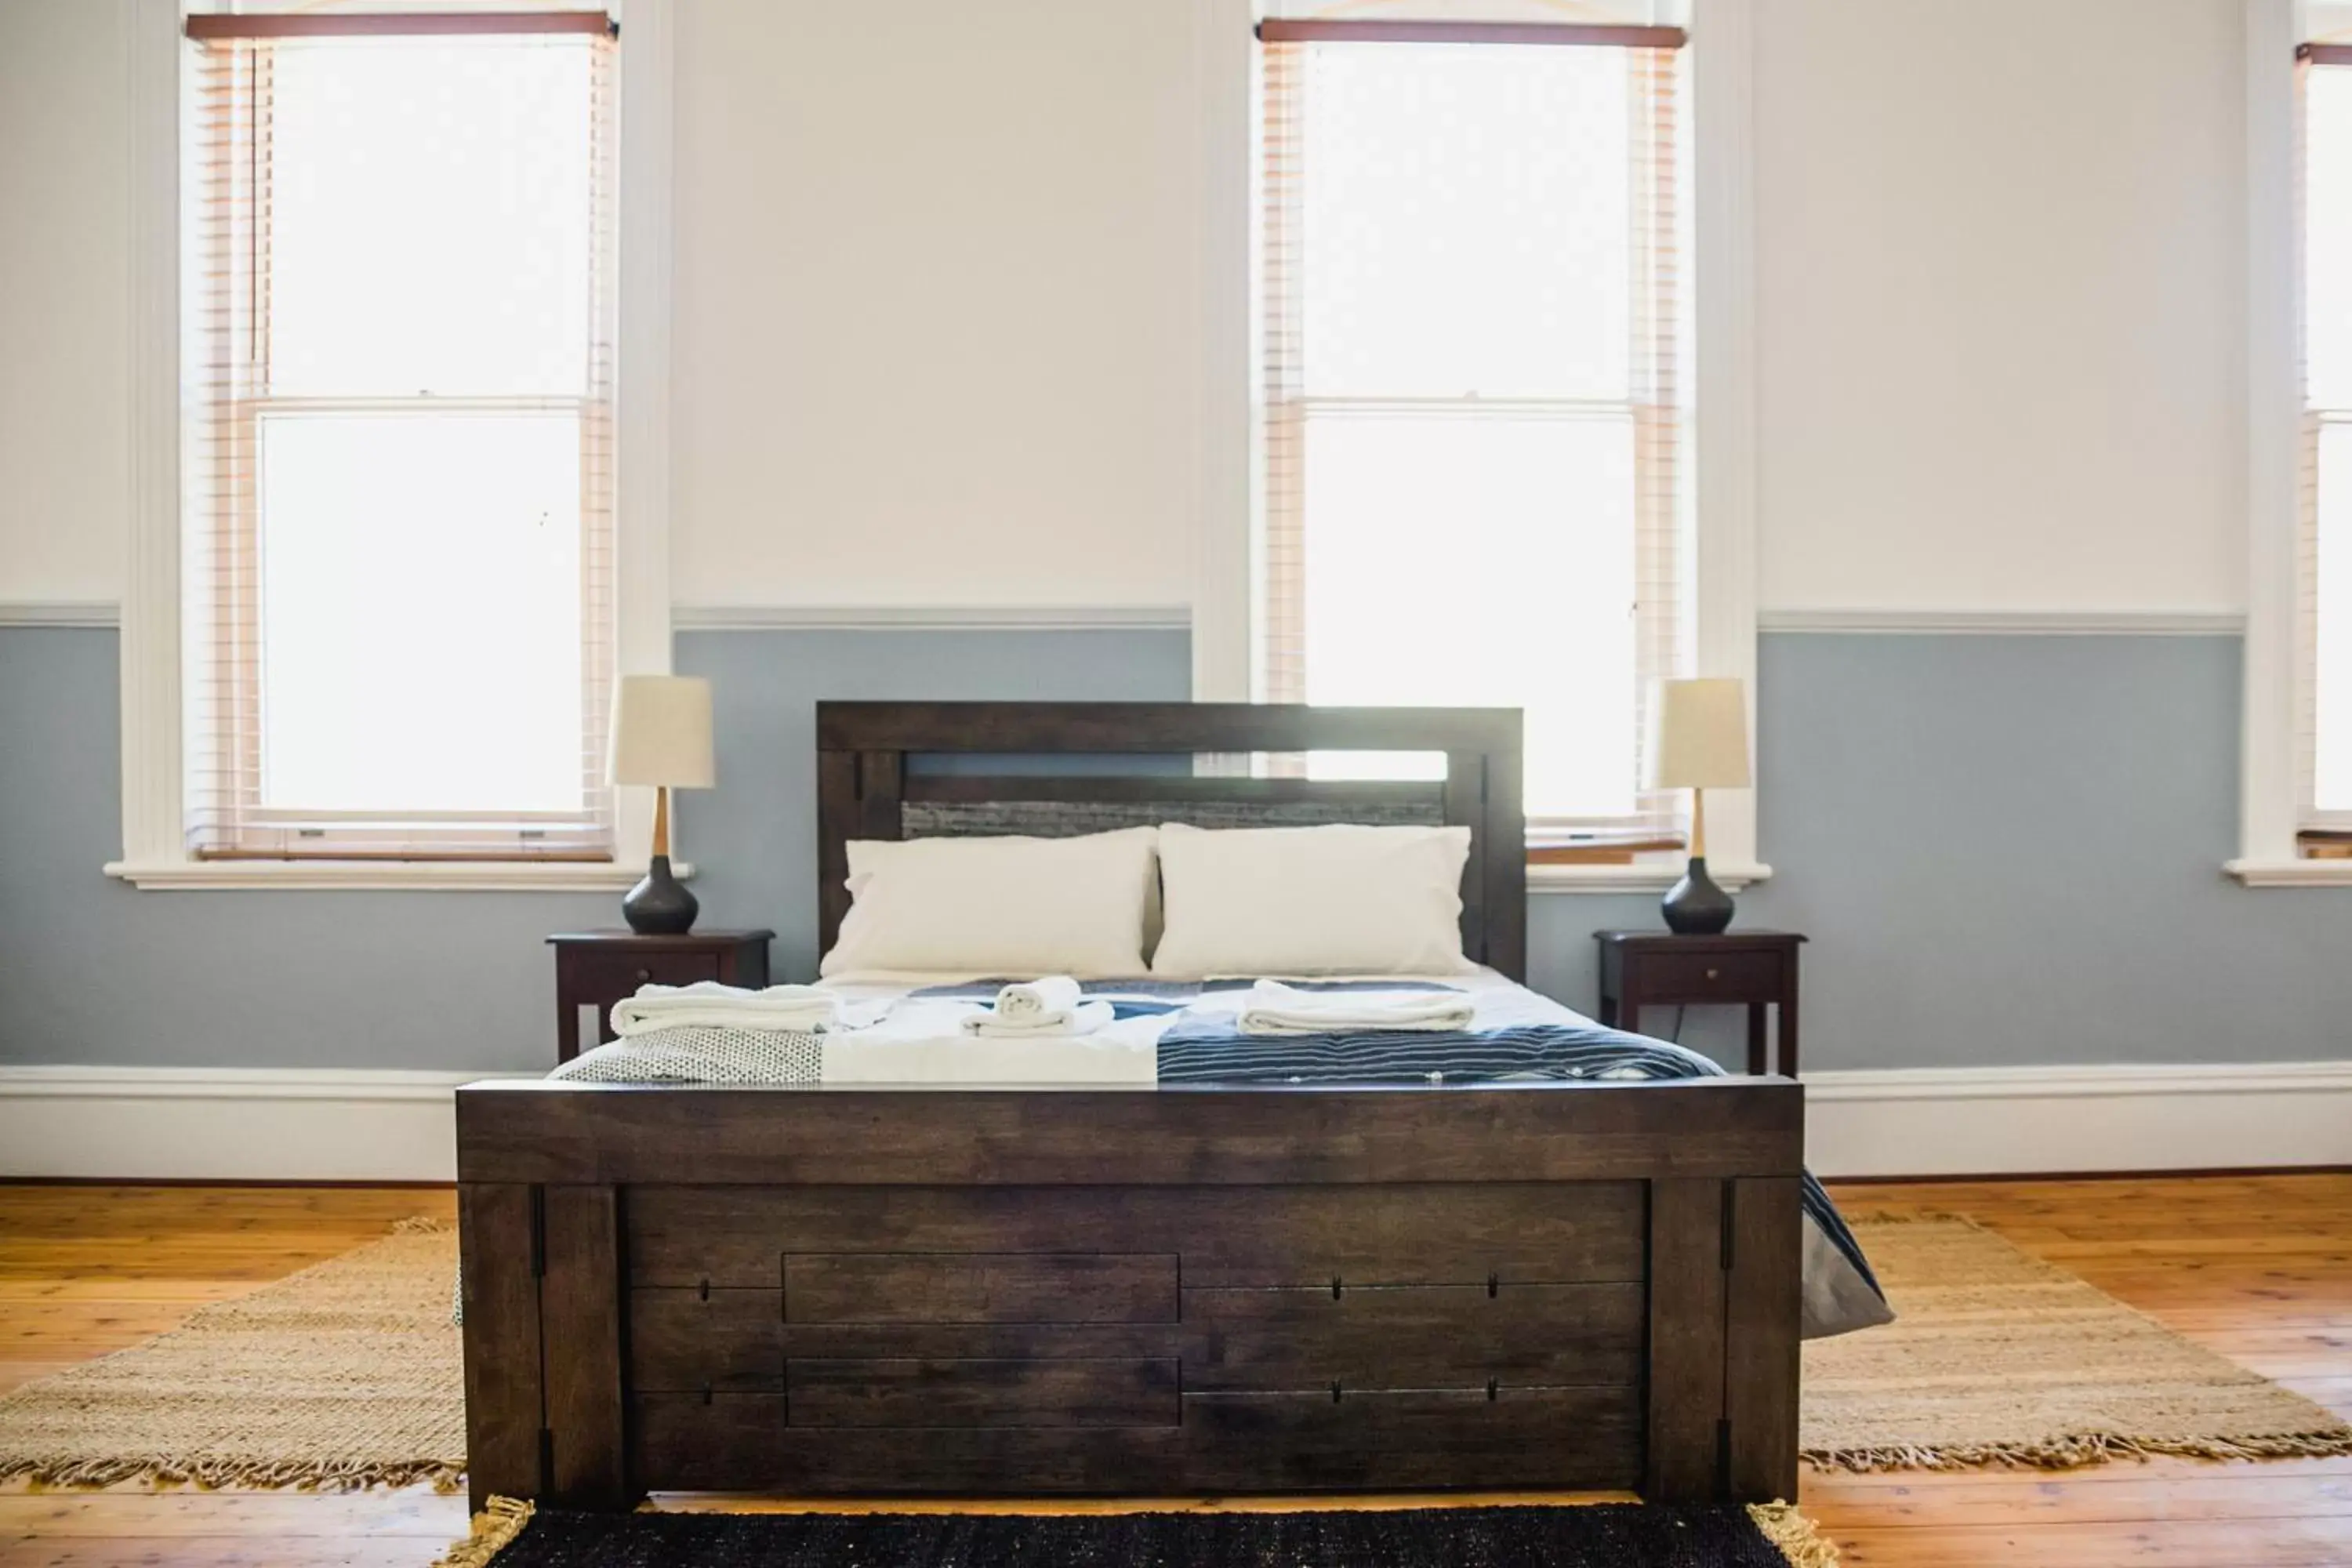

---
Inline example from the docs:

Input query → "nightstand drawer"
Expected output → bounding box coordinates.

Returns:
[574,949,724,996]
[549,929,775,1063]
[1635,948,1784,1000]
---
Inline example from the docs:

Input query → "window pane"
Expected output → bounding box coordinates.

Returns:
[1302,43,1631,400]
[2316,422,2352,810]
[265,38,593,398]
[1301,412,1637,818]
[256,412,584,814]
[2312,68,2352,412]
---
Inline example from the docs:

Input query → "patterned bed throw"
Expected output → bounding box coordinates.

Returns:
[554,1026,822,1084]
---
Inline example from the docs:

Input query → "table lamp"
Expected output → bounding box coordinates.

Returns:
[610,674,714,934]
[1648,677,1751,934]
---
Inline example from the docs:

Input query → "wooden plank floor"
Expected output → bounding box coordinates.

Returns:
[1,1175,2347,1566]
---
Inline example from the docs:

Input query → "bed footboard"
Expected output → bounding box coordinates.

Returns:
[456,1079,1802,1508]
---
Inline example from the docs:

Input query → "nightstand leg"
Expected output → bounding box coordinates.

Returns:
[1746,1004,1768,1076]
[556,978,580,1065]
[1780,995,1799,1080]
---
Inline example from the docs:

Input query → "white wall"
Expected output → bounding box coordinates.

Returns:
[0,0,129,605]
[667,0,1206,613]
[0,0,2265,622]
[1752,0,2247,619]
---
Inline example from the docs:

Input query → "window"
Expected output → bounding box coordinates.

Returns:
[2304,42,2352,852]
[180,10,617,862]
[1256,18,1691,847]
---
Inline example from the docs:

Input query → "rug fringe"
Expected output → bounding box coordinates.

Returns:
[1842,1209,1987,1228]
[434,1496,535,1568]
[1803,1426,2352,1472]
[391,1214,459,1236]
[0,1455,465,1492]
[1747,1501,1840,1568]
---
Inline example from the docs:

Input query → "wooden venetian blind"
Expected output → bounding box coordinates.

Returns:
[1258,20,1691,841]
[2300,43,2352,849]
[183,11,619,862]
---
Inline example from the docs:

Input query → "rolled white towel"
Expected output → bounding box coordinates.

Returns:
[1238,980,1475,1037]
[612,982,840,1039]
[961,999,1115,1039]
[991,975,1084,1026]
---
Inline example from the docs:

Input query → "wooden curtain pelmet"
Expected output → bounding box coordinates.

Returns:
[183,27,619,862]
[186,13,615,41]
[1256,20,1686,49]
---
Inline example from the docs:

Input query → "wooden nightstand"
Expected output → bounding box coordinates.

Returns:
[1594,930,1806,1077]
[546,929,774,1062]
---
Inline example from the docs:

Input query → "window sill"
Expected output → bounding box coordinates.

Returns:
[1526,859,1772,895]
[103,858,692,892]
[2225,857,2352,887]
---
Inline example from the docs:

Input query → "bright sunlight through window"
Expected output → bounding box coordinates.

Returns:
[1261,38,1690,832]
[2308,62,2352,816]
[183,28,616,858]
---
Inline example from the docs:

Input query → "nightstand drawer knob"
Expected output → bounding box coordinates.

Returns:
[634,967,652,984]
[1705,967,1720,981]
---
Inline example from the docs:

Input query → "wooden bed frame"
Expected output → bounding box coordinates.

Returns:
[456,702,1802,1510]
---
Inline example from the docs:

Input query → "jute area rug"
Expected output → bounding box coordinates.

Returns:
[1803,1214,2352,1470]
[0,1217,464,1490]
[3,1213,2347,1492]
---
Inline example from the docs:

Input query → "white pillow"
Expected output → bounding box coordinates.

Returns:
[819,826,1158,979]
[1149,822,1472,978]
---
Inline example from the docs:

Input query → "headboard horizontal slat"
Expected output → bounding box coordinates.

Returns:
[902,775,1445,806]
[815,703,1526,979]
[820,702,1524,756]
[903,798,1447,839]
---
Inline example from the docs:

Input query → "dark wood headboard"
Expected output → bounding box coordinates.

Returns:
[815,702,1526,980]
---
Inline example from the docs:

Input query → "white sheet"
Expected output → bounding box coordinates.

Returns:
[1236,979,1479,1036]
[808,967,1578,1090]
[816,989,1163,1087]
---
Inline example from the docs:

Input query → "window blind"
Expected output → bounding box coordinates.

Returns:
[2301,45,2352,843]
[1256,24,1691,841]
[182,13,619,861]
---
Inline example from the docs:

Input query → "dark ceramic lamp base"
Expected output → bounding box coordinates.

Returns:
[622,854,699,935]
[1661,855,1735,935]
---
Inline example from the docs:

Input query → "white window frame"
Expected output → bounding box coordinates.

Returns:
[1195,0,1764,893]
[107,0,677,891]
[2236,0,2352,885]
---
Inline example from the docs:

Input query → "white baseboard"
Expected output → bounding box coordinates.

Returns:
[2,1060,2347,1183]
[0,1067,502,1182]
[1803,1060,2352,1178]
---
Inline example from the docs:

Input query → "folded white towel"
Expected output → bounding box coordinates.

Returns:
[993,975,1084,1025]
[1237,980,1475,1037]
[612,982,840,1039]
[961,999,1116,1039]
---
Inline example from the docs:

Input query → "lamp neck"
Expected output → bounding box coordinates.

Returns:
[652,786,671,859]
[1690,787,1707,862]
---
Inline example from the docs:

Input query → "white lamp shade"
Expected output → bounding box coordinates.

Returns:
[609,676,715,789]
[1646,677,1751,791]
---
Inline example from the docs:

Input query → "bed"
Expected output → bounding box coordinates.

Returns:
[456,702,1817,1511]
